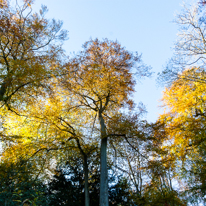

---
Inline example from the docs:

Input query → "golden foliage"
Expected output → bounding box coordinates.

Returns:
[159,67,206,159]
[61,39,146,115]
[0,0,67,112]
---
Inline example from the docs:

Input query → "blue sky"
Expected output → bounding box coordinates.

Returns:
[32,0,194,122]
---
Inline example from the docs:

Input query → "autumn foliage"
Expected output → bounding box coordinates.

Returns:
[0,1,205,206]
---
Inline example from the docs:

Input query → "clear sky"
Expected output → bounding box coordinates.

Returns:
[31,0,194,122]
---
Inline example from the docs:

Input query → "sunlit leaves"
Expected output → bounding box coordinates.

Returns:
[159,67,206,203]
[61,39,151,115]
[0,0,67,111]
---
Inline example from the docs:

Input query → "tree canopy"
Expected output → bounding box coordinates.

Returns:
[0,0,67,112]
[0,1,205,206]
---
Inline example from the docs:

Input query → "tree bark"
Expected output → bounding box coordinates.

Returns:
[83,155,90,206]
[99,112,109,206]
[75,138,90,206]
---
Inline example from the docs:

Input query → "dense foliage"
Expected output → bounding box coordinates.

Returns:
[0,1,205,206]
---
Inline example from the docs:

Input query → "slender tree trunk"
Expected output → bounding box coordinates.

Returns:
[75,138,90,206]
[99,112,109,206]
[83,155,90,206]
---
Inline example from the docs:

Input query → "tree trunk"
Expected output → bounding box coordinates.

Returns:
[99,112,109,206]
[83,155,90,206]
[76,138,90,206]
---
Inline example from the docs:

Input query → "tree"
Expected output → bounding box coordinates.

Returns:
[106,111,187,205]
[60,38,151,206]
[144,142,186,206]
[157,2,206,201]
[47,159,85,206]
[47,159,137,206]
[0,35,150,205]
[158,1,206,85]
[0,158,47,205]
[158,68,206,204]
[106,111,149,200]
[0,0,67,112]
[1,93,99,206]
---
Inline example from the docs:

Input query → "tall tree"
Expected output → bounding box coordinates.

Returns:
[1,93,98,206]
[158,1,206,85]
[158,68,206,204]
[0,0,67,112]
[60,38,151,206]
